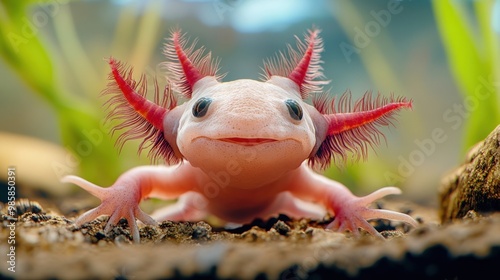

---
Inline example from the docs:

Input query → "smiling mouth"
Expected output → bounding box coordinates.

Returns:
[218,137,278,146]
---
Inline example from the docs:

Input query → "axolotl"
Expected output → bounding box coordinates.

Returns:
[63,28,417,242]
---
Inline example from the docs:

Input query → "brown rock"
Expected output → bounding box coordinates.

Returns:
[439,125,500,222]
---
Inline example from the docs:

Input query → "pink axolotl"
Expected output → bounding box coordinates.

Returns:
[63,28,417,243]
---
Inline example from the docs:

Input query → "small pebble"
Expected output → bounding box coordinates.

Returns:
[16,199,43,215]
[272,220,291,236]
[95,231,106,240]
[464,210,479,220]
[192,222,211,241]
[381,230,404,239]
[241,228,260,241]
[416,217,424,224]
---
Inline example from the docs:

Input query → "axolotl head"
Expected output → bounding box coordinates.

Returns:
[174,76,317,185]
[104,28,411,188]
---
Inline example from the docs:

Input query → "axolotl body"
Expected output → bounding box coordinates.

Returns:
[63,29,417,242]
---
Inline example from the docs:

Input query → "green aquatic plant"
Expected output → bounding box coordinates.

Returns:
[432,0,500,151]
[0,0,164,184]
[329,0,500,191]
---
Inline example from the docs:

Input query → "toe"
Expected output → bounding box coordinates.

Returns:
[61,175,109,200]
[356,217,383,238]
[104,211,122,233]
[364,209,418,227]
[75,207,103,227]
[127,209,140,243]
[136,209,156,226]
[358,187,402,206]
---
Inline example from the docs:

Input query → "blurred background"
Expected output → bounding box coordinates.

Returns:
[0,0,498,209]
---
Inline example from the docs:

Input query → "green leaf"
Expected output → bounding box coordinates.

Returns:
[0,0,123,183]
[0,2,63,107]
[432,0,499,150]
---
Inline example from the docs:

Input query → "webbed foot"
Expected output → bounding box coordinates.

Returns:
[62,175,156,243]
[327,187,418,238]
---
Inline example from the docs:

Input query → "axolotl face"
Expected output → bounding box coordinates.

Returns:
[174,76,317,188]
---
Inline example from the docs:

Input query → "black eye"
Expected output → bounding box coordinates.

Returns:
[192,97,212,118]
[285,99,303,121]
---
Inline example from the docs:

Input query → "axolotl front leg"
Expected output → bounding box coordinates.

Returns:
[282,165,418,238]
[62,165,205,242]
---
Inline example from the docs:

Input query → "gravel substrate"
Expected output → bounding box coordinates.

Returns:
[1,199,499,279]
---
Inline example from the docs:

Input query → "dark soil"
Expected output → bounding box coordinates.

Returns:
[1,198,499,279]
